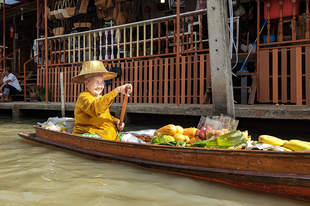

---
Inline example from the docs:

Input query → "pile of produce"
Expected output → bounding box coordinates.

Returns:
[258,135,310,152]
[149,121,310,152]
[151,124,249,149]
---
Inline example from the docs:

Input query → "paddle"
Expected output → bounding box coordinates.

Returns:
[119,86,130,131]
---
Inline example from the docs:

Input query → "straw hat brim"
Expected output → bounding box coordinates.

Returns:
[71,71,117,83]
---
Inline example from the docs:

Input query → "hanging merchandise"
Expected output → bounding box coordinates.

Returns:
[196,0,206,10]
[113,3,119,22]
[95,0,107,10]
[60,0,70,18]
[103,8,113,21]
[75,0,81,15]
[66,0,76,17]
[116,3,126,25]
[58,0,65,19]
[144,6,151,19]
[54,2,61,19]
[10,26,14,38]
[168,0,186,9]
[87,0,97,13]
[79,0,90,14]
[106,0,114,9]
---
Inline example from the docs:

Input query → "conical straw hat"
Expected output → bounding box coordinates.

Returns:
[71,60,117,83]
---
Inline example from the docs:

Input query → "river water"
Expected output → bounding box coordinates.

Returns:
[0,115,308,206]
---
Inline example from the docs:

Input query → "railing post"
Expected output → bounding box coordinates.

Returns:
[206,0,235,117]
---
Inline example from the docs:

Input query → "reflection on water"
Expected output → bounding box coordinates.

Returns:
[0,115,308,206]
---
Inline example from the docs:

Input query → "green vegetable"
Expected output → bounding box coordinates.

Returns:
[192,130,245,148]
[150,134,175,146]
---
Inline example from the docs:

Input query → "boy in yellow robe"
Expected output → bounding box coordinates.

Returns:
[71,60,132,141]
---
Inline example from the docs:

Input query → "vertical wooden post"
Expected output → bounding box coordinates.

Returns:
[60,72,65,117]
[165,20,168,53]
[279,0,283,41]
[176,0,180,106]
[267,0,270,43]
[206,0,235,117]
[158,21,161,54]
[292,0,296,40]
[3,0,5,69]
[45,0,48,103]
[306,0,310,39]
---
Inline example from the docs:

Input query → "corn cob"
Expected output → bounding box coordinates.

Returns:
[258,135,285,146]
[283,140,310,151]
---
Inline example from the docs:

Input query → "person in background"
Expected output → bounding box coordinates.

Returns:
[0,67,22,102]
[72,60,132,141]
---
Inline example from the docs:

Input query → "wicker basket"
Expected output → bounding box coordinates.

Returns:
[73,22,92,29]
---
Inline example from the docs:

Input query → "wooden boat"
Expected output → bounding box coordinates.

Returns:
[19,125,310,202]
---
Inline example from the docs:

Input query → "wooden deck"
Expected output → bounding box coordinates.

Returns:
[0,102,310,120]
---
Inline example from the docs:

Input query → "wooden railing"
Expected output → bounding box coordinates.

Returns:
[37,53,211,104]
[258,45,310,105]
[35,9,207,65]
[0,48,20,73]
[261,0,310,47]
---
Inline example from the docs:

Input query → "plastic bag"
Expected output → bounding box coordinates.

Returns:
[121,133,145,143]
[197,115,239,131]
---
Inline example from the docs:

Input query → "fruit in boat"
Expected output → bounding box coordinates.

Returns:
[184,135,190,143]
[189,137,197,144]
[283,140,310,151]
[163,135,175,142]
[56,121,65,127]
[195,129,200,137]
[183,127,198,138]
[173,133,186,142]
[200,127,207,133]
[154,124,177,136]
[175,126,184,134]
[281,147,292,152]
[199,131,206,139]
[289,140,310,147]
[258,135,285,146]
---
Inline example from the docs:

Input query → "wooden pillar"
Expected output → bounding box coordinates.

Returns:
[3,0,5,69]
[13,17,17,73]
[206,0,235,117]
[176,0,180,106]
[45,0,48,103]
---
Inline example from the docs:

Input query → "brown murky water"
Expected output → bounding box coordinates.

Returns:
[0,115,308,206]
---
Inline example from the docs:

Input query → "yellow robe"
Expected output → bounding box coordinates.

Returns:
[73,88,120,141]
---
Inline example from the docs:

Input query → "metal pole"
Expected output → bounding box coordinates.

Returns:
[3,0,5,69]
[60,72,65,117]
[206,0,235,118]
[44,0,48,103]
[176,0,180,106]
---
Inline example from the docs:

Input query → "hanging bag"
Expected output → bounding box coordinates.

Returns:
[75,0,81,15]
[53,20,65,36]
[106,0,114,9]
[50,2,56,19]
[66,0,76,17]
[113,3,119,22]
[103,8,112,21]
[54,2,61,19]
[79,0,90,14]
[57,1,65,19]
[61,0,70,18]
[94,0,107,10]
[116,3,126,25]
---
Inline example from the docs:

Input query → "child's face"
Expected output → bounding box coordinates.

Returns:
[85,76,105,96]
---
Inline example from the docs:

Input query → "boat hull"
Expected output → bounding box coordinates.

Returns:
[18,126,310,202]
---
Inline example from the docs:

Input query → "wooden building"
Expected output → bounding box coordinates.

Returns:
[1,0,310,105]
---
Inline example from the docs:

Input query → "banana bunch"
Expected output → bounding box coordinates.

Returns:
[258,135,310,151]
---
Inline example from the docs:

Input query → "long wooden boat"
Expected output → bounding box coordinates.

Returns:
[19,126,310,202]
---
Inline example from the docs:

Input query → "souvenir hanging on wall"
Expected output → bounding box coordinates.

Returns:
[168,0,186,9]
